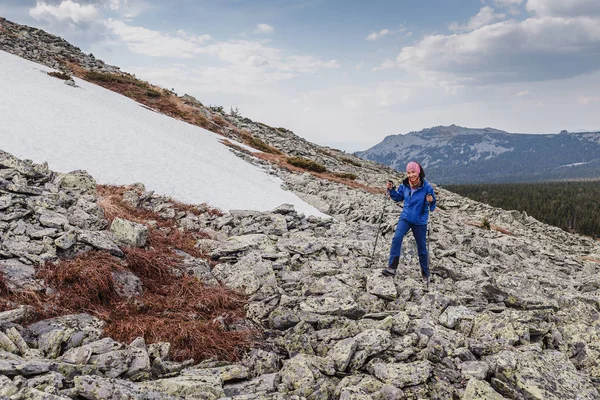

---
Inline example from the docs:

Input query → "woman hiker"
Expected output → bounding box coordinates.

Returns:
[382,161,436,288]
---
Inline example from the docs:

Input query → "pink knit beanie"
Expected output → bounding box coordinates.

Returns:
[406,161,420,174]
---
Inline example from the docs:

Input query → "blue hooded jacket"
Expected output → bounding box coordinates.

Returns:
[387,178,436,225]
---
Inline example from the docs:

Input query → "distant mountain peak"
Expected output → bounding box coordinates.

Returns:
[356,126,600,184]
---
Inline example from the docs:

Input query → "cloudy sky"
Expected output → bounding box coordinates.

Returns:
[1,0,599,151]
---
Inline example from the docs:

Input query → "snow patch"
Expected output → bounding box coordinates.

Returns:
[0,50,327,217]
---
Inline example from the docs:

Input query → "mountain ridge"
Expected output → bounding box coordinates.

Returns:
[356,124,600,184]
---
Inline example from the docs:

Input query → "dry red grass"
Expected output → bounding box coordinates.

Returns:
[255,152,383,195]
[220,139,252,155]
[0,272,9,296]
[1,186,255,362]
[37,252,124,313]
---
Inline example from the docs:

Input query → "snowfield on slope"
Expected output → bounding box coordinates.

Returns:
[0,50,327,217]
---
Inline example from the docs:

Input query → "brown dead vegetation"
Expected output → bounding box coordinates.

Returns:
[47,71,72,80]
[0,273,9,296]
[0,186,255,362]
[255,152,383,195]
[220,139,252,155]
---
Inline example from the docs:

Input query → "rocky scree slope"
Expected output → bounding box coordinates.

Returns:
[2,16,600,400]
[2,148,600,399]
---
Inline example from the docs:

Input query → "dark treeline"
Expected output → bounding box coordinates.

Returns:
[445,181,600,238]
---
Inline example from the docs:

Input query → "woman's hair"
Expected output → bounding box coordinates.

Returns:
[417,162,425,180]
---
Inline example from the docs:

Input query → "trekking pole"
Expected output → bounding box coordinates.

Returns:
[369,199,387,268]
[369,180,393,268]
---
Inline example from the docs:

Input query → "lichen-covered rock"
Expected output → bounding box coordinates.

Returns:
[491,349,600,399]
[74,375,169,400]
[211,251,278,297]
[223,373,279,397]
[138,373,225,399]
[110,217,149,247]
[366,273,397,301]
[54,170,96,193]
[439,305,476,329]
[76,230,123,257]
[463,378,507,400]
[366,359,432,388]
[299,295,361,319]
[327,337,357,372]
[0,258,43,291]
[27,314,105,358]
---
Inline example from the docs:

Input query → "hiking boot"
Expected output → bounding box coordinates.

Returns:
[382,267,397,277]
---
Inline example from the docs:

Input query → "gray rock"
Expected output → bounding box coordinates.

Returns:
[439,305,476,329]
[463,378,507,400]
[0,258,42,291]
[110,217,148,247]
[112,269,143,297]
[54,170,96,193]
[0,306,31,324]
[492,349,599,399]
[327,337,357,372]
[366,359,432,388]
[223,373,279,397]
[77,230,123,257]
[28,314,105,358]
[54,231,77,249]
[37,211,69,229]
[139,373,225,399]
[366,273,396,301]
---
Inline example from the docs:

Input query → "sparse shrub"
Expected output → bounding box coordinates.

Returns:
[230,106,240,117]
[209,105,225,114]
[146,88,162,98]
[84,71,147,88]
[333,172,358,180]
[481,216,491,230]
[248,136,281,154]
[287,156,327,173]
[47,71,72,80]
[340,156,361,167]
[213,116,227,127]
[317,148,333,157]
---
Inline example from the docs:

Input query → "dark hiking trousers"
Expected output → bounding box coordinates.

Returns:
[388,219,429,278]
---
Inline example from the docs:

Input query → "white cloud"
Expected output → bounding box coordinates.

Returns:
[387,10,600,85]
[366,28,391,41]
[516,90,530,96]
[29,0,100,23]
[578,95,600,105]
[105,19,211,58]
[495,0,523,6]
[106,20,337,90]
[372,59,396,71]
[526,0,600,17]
[449,6,506,32]
[340,82,413,110]
[494,0,523,15]
[255,23,274,34]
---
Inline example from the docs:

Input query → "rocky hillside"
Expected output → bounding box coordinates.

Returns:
[2,16,600,400]
[355,125,600,184]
